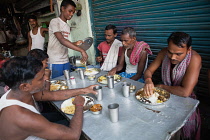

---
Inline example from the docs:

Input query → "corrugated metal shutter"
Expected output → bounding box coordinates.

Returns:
[90,0,210,96]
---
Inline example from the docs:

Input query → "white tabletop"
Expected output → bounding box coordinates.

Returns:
[51,71,199,140]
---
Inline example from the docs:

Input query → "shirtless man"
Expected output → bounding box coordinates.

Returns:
[0,56,96,140]
[28,15,48,51]
[143,32,201,140]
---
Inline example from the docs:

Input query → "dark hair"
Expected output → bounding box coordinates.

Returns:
[167,32,192,48]
[1,56,43,90]
[60,0,76,10]
[105,24,117,34]
[27,49,49,62]
[28,15,37,21]
[121,27,136,38]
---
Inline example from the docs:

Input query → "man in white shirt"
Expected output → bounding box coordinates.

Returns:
[47,0,88,78]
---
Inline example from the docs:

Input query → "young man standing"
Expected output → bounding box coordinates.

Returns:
[0,56,96,139]
[47,0,88,78]
[96,24,122,71]
[143,32,201,140]
[108,27,152,82]
[28,15,48,51]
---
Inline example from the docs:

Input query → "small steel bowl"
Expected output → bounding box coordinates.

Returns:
[88,75,96,81]
[91,109,102,115]
[60,85,68,90]
[90,104,102,115]
[59,80,67,85]
[50,80,58,84]
[129,85,136,92]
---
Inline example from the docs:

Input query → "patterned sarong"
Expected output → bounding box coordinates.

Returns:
[130,41,152,65]
[161,50,201,140]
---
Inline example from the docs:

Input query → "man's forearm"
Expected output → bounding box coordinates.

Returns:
[157,84,191,97]
[61,38,84,53]
[52,88,87,101]
[69,106,83,139]
[39,88,87,101]
[144,69,153,79]
[130,73,142,81]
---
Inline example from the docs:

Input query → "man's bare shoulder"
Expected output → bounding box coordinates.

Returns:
[191,49,201,57]
[3,105,43,127]
[156,47,167,59]
[191,49,202,64]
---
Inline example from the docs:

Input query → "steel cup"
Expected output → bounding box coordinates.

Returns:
[107,75,114,89]
[63,70,70,80]
[94,86,103,101]
[66,80,71,89]
[122,82,131,97]
[77,68,85,79]
[108,103,119,123]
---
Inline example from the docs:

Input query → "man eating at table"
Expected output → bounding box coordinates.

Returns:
[108,27,152,82]
[143,32,201,140]
[96,24,122,71]
[0,56,96,140]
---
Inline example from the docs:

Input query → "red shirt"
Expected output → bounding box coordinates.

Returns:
[97,41,122,60]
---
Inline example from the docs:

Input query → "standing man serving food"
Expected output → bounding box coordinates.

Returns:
[47,0,88,78]
[143,32,201,140]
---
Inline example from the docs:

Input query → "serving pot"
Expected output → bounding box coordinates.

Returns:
[69,56,86,67]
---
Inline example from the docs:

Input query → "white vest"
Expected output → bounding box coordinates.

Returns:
[0,90,45,140]
[30,27,45,50]
[125,49,138,73]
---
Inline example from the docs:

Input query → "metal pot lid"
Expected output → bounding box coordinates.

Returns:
[78,37,93,51]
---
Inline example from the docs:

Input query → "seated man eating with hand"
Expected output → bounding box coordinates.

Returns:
[0,56,97,140]
[143,32,201,140]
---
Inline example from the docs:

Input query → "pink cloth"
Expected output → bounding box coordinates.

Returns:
[4,86,9,92]
[0,59,6,68]
[161,50,201,140]
[130,41,152,65]
[97,41,122,60]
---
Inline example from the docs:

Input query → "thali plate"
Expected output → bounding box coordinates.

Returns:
[135,87,170,105]
[84,68,101,76]
[50,80,68,91]
[97,74,122,85]
[61,95,94,115]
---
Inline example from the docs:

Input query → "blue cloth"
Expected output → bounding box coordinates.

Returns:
[49,62,71,79]
[119,72,145,83]
[87,64,101,69]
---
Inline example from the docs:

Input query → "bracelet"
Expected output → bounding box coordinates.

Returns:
[76,104,83,107]
[145,77,152,81]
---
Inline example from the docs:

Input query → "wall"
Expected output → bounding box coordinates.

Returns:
[56,0,95,65]
[90,0,210,96]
